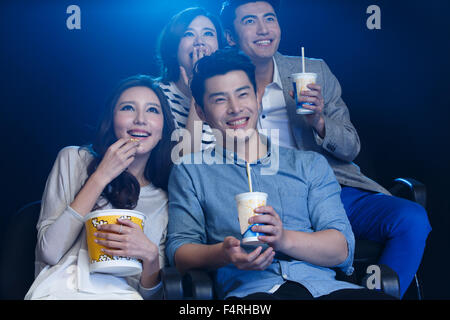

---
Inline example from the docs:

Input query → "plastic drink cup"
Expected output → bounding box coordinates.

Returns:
[84,209,145,276]
[235,192,268,246]
[292,72,317,115]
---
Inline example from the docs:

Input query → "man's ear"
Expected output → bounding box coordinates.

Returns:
[225,29,237,47]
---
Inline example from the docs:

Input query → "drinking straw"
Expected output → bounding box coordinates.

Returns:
[246,162,253,193]
[302,46,305,73]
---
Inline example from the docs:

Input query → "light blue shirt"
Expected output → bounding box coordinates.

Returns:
[166,138,361,299]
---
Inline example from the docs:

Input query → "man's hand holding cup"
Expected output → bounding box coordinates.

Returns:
[251,206,286,252]
[222,236,275,271]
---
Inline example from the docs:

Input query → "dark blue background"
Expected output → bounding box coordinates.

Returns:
[1,0,449,298]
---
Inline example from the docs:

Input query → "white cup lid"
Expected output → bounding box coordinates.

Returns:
[84,209,145,222]
[291,72,317,79]
[235,192,268,202]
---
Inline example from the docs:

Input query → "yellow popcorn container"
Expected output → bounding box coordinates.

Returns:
[84,209,145,276]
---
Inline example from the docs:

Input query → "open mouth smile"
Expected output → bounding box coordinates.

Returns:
[254,39,273,46]
[226,117,249,129]
[127,129,151,139]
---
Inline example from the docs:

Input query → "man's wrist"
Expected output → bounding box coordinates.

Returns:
[276,229,292,254]
[219,241,231,266]
[314,116,326,139]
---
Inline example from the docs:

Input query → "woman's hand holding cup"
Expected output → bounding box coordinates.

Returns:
[94,217,159,266]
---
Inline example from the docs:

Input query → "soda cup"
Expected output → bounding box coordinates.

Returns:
[292,72,317,115]
[235,192,268,246]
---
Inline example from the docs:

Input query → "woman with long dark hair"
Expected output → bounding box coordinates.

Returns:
[26,75,175,299]
[157,7,225,152]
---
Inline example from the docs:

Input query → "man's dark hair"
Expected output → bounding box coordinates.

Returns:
[220,0,281,34]
[191,48,257,110]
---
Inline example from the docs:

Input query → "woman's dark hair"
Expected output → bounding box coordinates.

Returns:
[85,75,175,210]
[157,7,225,83]
[191,47,256,110]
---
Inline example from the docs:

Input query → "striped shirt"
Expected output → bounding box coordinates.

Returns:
[159,81,215,150]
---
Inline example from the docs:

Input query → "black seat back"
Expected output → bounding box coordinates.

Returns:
[0,201,41,299]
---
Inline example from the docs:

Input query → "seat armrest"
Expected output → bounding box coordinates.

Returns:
[161,267,214,300]
[389,178,426,208]
[161,267,184,300]
[183,270,214,300]
[361,264,400,299]
[379,264,400,299]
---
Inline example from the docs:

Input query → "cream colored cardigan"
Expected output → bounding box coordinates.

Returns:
[25,146,168,300]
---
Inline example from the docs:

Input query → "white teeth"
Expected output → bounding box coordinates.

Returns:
[227,118,247,126]
[256,40,271,45]
[129,132,149,137]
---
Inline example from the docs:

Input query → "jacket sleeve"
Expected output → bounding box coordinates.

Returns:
[315,59,361,163]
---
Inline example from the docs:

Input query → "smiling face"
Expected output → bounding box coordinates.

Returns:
[177,15,219,77]
[113,86,164,156]
[196,70,260,145]
[227,1,281,64]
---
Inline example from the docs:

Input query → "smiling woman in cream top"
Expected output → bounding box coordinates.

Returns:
[25,75,175,300]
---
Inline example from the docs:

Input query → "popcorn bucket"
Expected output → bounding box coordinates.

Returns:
[84,209,145,276]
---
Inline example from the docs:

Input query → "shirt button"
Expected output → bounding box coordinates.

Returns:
[282,274,288,279]
[262,114,266,119]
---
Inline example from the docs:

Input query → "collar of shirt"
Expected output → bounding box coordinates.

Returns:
[257,58,298,149]
[257,59,285,119]
[268,57,283,91]
[212,134,272,167]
